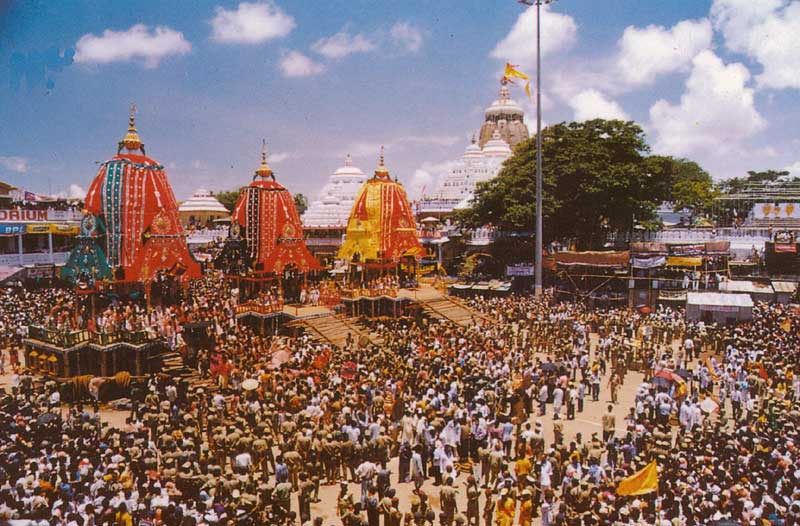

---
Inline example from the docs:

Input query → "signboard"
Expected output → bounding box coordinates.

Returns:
[669,244,705,256]
[698,304,740,313]
[27,266,54,279]
[0,224,26,235]
[506,264,534,276]
[25,223,80,235]
[26,224,50,234]
[774,243,798,253]
[753,203,800,219]
[0,209,82,222]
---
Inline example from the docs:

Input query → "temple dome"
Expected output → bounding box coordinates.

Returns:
[302,154,368,228]
[179,188,229,215]
[482,130,513,158]
[479,81,529,150]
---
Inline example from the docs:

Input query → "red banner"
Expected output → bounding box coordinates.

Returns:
[774,243,798,253]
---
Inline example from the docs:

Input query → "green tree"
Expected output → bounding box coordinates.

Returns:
[294,193,309,215]
[459,119,666,249]
[216,188,243,212]
[644,156,716,222]
[745,169,789,182]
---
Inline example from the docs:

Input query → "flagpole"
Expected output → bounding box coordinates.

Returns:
[519,0,557,297]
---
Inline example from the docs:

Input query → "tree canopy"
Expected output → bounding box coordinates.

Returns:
[457,119,714,248]
[216,188,243,213]
[293,193,309,215]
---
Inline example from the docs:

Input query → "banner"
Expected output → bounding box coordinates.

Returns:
[0,209,82,222]
[506,264,534,276]
[632,256,666,269]
[0,224,26,235]
[666,256,702,267]
[754,203,800,219]
[26,223,80,235]
[774,243,798,253]
[669,244,705,256]
[26,224,50,234]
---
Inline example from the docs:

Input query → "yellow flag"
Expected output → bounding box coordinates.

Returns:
[781,318,792,333]
[616,460,658,496]
[504,63,532,100]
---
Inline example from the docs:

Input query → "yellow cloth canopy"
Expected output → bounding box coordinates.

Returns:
[666,256,702,267]
[617,461,659,496]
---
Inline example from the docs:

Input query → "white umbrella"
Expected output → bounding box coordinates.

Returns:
[242,378,259,391]
[699,397,719,413]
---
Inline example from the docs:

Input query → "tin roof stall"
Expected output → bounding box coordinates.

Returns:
[686,292,753,325]
[772,281,798,304]
[718,280,776,303]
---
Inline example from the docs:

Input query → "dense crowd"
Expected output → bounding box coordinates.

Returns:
[0,278,798,526]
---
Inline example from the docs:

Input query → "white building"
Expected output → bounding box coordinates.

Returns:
[417,130,513,216]
[417,80,525,217]
[302,155,369,260]
[178,188,230,227]
[302,155,367,228]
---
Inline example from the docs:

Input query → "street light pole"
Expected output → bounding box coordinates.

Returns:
[518,0,555,298]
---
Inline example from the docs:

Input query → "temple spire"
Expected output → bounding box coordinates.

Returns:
[375,145,389,178]
[119,103,144,154]
[255,139,274,179]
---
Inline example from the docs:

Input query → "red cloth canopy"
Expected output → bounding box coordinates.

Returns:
[84,153,201,282]
[231,178,321,274]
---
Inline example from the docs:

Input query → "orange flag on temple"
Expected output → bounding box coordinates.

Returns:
[503,63,532,99]
[617,461,659,496]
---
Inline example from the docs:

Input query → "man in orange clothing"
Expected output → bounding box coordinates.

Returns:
[514,454,532,492]
[495,488,516,526]
[517,489,533,526]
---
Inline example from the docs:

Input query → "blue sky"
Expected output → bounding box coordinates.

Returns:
[1,0,799,201]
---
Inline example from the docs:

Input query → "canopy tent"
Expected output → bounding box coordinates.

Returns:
[338,150,422,263]
[228,144,320,276]
[686,292,753,324]
[76,107,200,283]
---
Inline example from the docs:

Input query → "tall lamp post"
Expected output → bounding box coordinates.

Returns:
[518,0,556,297]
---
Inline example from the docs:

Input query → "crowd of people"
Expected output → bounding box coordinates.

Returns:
[0,277,798,526]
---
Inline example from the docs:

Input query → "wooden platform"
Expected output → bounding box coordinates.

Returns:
[399,286,495,326]
[286,314,380,348]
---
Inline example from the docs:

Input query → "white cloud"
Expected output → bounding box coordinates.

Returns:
[491,4,577,71]
[53,184,86,200]
[408,160,460,200]
[0,156,28,173]
[74,24,190,68]
[278,50,325,78]
[785,161,800,177]
[311,30,376,59]
[210,1,295,44]
[268,152,292,164]
[615,19,712,88]
[649,50,767,157]
[390,22,425,53]
[568,89,629,122]
[712,0,800,90]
